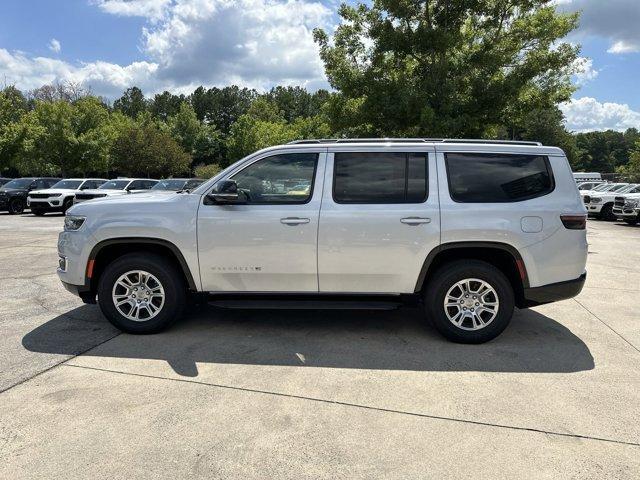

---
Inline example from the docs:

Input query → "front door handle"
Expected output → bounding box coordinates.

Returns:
[280,217,310,226]
[400,217,431,225]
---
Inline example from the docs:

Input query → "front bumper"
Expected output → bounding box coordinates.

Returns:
[522,273,586,307]
[27,199,63,210]
[61,281,96,304]
[587,204,603,213]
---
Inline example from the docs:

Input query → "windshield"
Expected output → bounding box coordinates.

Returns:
[619,184,639,194]
[99,180,130,190]
[592,184,614,192]
[609,184,629,192]
[51,180,83,189]
[2,178,33,189]
[151,179,186,191]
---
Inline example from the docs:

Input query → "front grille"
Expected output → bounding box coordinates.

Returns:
[75,193,106,200]
[614,196,625,208]
[583,195,590,204]
[30,193,50,199]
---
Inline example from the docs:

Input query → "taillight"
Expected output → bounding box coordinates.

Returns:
[560,214,586,230]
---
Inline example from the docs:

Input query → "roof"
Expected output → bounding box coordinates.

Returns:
[289,138,542,146]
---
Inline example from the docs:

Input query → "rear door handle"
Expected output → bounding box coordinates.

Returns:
[280,217,311,225]
[400,217,431,225]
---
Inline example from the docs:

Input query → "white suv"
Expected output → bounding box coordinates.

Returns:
[586,183,640,220]
[73,178,158,203]
[27,178,107,215]
[57,139,587,343]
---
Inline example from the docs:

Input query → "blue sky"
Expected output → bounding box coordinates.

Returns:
[0,0,639,132]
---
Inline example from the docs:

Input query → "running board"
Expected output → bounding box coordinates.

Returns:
[209,299,402,310]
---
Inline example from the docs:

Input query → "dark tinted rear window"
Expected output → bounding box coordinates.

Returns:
[445,153,554,202]
[333,152,428,204]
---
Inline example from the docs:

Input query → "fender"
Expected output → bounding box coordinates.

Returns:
[87,237,198,290]
[414,241,530,293]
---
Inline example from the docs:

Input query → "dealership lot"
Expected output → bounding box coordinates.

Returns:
[0,214,639,478]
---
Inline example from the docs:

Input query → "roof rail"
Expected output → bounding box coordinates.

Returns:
[288,138,542,146]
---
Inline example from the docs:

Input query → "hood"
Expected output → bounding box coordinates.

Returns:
[68,190,191,215]
[78,188,126,196]
[29,188,75,195]
[0,187,27,194]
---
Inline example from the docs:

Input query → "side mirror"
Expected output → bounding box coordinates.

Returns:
[207,180,242,204]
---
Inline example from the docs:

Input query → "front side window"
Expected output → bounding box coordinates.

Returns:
[333,152,428,204]
[230,153,318,204]
[445,153,554,203]
[99,180,130,190]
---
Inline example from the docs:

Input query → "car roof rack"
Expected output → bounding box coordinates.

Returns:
[288,138,542,146]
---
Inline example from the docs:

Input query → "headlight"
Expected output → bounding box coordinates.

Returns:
[628,199,639,207]
[64,215,86,231]
[590,197,602,203]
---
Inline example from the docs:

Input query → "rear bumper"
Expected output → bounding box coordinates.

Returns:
[522,273,586,307]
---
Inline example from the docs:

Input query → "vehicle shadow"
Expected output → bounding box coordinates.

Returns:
[22,304,595,377]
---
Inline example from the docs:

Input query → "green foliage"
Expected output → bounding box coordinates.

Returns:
[615,140,640,181]
[314,0,579,138]
[113,87,148,118]
[573,129,639,173]
[194,163,223,179]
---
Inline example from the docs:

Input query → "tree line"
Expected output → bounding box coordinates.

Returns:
[1,1,639,181]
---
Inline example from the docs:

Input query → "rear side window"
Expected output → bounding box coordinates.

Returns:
[333,152,428,204]
[445,153,554,203]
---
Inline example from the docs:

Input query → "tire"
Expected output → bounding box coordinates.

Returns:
[8,197,25,215]
[31,208,46,216]
[62,197,73,213]
[97,253,187,334]
[624,216,639,226]
[600,204,615,221]
[424,260,515,344]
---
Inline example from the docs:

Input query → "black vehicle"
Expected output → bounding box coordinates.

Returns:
[0,178,13,187]
[150,178,205,192]
[0,177,60,214]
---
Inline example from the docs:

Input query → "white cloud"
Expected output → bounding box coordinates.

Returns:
[0,48,158,98]
[607,40,640,54]
[558,1,640,55]
[93,0,172,21]
[561,97,640,132]
[48,39,62,54]
[572,57,598,84]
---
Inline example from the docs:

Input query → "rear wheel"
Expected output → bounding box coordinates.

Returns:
[599,204,615,221]
[97,253,187,334]
[8,198,25,214]
[424,260,515,343]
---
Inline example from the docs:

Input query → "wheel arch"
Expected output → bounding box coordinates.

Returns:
[415,242,529,308]
[87,238,198,294]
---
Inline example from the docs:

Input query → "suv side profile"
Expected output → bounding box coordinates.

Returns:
[0,177,61,214]
[73,178,158,204]
[58,139,587,343]
[27,178,107,215]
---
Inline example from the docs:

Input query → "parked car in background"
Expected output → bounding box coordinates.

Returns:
[0,178,13,187]
[586,184,639,220]
[27,178,107,215]
[58,139,587,344]
[150,178,204,193]
[613,192,640,225]
[74,178,158,204]
[580,182,624,198]
[577,181,605,191]
[573,172,602,183]
[0,177,60,214]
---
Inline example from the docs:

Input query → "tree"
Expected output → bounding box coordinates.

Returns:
[314,1,579,137]
[110,119,191,177]
[0,87,29,174]
[264,86,329,122]
[151,91,185,120]
[616,140,640,182]
[194,163,223,179]
[189,86,256,134]
[113,87,148,118]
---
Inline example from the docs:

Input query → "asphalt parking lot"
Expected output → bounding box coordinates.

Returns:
[0,213,639,479]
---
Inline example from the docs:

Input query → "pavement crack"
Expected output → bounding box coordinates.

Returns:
[573,298,640,355]
[63,363,640,448]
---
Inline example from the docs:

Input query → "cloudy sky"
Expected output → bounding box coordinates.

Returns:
[0,0,638,132]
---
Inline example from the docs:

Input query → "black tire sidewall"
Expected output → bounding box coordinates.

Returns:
[9,198,24,214]
[425,261,515,343]
[97,254,186,334]
[62,197,73,213]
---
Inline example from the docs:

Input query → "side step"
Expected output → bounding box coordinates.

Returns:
[209,299,401,310]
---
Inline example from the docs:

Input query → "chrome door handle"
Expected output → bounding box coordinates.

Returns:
[280,217,311,225]
[400,217,431,225]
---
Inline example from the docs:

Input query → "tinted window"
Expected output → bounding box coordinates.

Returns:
[99,180,129,190]
[52,180,83,189]
[152,180,185,191]
[185,179,204,190]
[445,153,554,203]
[81,180,103,190]
[333,152,428,204]
[127,180,146,190]
[230,153,318,204]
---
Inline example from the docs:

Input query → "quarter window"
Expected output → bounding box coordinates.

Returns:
[230,153,318,204]
[333,152,428,204]
[445,153,554,203]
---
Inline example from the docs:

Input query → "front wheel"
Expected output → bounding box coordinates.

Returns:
[31,208,46,216]
[624,216,638,226]
[97,253,187,334]
[599,204,615,221]
[424,260,515,343]
[8,198,25,214]
[62,197,73,213]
